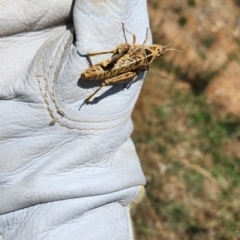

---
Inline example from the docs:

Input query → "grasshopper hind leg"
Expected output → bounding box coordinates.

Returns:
[124,73,140,89]
[84,82,107,103]
[84,72,138,103]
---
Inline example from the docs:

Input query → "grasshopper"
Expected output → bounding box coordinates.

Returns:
[79,23,182,103]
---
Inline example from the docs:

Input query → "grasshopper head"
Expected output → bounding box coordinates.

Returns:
[142,45,165,64]
[146,43,183,64]
[147,45,166,57]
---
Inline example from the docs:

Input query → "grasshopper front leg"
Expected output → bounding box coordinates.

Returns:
[85,71,138,103]
[87,49,118,57]
[80,46,130,68]
[78,49,119,67]
[87,43,131,67]
[87,50,118,67]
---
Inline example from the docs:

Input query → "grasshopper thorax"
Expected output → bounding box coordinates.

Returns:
[117,43,131,54]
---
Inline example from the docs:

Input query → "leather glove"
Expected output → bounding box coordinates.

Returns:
[0,0,150,239]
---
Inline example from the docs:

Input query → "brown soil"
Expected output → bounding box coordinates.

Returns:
[132,0,240,239]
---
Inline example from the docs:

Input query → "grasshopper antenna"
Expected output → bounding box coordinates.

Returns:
[165,48,185,53]
[164,32,181,48]
[163,32,184,54]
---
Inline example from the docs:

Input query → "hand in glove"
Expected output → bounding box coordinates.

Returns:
[0,0,150,239]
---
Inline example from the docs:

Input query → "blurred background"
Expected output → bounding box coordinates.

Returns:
[131,0,240,239]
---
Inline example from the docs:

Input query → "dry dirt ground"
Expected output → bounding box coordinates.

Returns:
[132,0,240,239]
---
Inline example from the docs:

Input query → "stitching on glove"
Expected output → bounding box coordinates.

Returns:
[35,58,58,124]
[36,71,128,131]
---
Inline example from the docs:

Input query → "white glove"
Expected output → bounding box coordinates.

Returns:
[0,0,150,239]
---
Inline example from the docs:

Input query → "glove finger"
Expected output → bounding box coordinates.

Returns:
[57,0,151,116]
[0,0,73,36]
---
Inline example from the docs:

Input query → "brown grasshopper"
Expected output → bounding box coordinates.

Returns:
[79,23,182,103]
